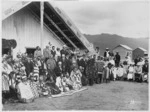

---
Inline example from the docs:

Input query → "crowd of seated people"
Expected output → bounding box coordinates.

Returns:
[2,45,149,104]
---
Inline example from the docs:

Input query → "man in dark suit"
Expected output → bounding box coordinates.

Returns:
[60,54,70,74]
[78,54,87,74]
[23,57,34,77]
[115,52,121,67]
[51,46,56,58]
[54,61,63,77]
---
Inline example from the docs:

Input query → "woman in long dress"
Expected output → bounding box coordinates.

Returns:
[127,63,135,80]
[116,64,124,80]
[16,75,34,103]
[2,55,15,103]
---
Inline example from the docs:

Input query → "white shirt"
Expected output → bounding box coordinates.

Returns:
[106,51,110,57]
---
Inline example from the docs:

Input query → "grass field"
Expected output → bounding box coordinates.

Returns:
[3,81,149,110]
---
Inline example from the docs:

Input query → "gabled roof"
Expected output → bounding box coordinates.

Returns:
[135,47,147,52]
[2,1,95,53]
[113,44,133,50]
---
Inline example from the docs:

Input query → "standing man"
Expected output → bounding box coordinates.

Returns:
[60,45,67,57]
[23,56,34,77]
[115,52,121,67]
[104,48,110,60]
[96,56,105,83]
[86,57,96,86]
[34,46,42,59]
[43,45,51,62]
[51,46,56,58]
[46,54,56,82]
[60,54,68,74]
[79,54,87,75]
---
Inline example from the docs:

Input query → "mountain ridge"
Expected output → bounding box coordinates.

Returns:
[84,33,149,55]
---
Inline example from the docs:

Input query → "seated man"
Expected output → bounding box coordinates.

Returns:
[56,73,71,92]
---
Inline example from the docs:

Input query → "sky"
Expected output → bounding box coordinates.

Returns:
[55,0,149,38]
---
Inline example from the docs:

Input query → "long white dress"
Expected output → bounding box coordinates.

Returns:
[117,67,124,77]
[127,66,134,80]
[112,67,117,80]
[16,81,34,101]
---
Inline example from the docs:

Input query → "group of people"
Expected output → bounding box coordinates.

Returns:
[2,45,149,104]
[103,48,149,82]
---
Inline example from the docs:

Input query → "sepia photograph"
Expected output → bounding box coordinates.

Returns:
[1,0,149,111]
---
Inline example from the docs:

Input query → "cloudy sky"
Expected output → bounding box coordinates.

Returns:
[55,0,149,38]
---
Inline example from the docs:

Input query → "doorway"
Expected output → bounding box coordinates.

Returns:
[26,47,36,58]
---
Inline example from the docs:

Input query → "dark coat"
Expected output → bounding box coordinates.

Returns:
[54,66,62,77]
[143,64,149,73]
[79,58,87,76]
[86,59,97,79]
[23,60,34,77]
[79,59,87,69]
[60,49,67,57]
[104,51,110,58]
[60,58,70,74]
[51,50,56,58]
[115,54,121,62]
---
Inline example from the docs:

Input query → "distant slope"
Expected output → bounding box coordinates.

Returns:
[84,33,149,55]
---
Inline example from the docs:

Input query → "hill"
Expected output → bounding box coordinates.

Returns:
[84,33,149,55]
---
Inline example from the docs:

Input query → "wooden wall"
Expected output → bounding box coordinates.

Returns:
[132,48,145,60]
[113,46,132,61]
[2,7,63,57]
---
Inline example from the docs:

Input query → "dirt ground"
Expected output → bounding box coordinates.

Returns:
[2,81,148,111]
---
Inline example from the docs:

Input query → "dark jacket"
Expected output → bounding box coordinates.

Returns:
[79,59,87,68]
[115,54,121,62]
[86,59,97,79]
[51,50,56,58]
[60,49,67,57]
[54,66,62,77]
[23,60,34,77]
[104,51,110,58]
[60,58,70,74]
[143,64,149,73]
